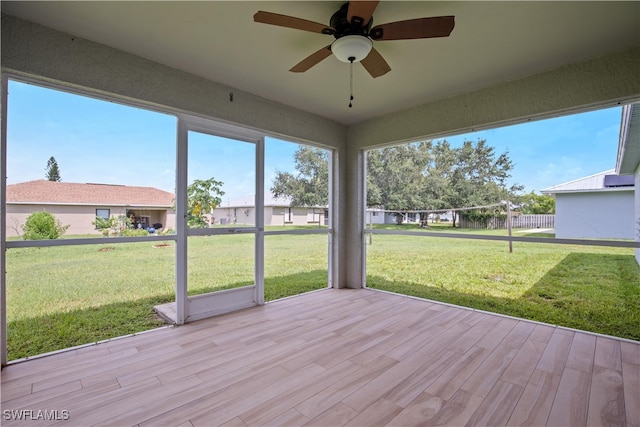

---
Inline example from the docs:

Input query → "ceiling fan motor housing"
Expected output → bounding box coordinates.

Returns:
[330,2,373,39]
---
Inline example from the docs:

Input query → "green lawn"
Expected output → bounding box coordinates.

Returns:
[366,230,639,341]
[6,233,328,360]
[5,227,639,360]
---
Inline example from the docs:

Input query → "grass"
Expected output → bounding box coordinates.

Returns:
[6,233,328,360]
[366,231,640,341]
[5,226,639,360]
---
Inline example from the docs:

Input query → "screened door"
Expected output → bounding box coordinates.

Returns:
[175,116,264,322]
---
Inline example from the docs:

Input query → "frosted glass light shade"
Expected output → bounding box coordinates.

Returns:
[331,35,373,63]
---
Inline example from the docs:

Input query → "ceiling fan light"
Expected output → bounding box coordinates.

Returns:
[331,35,372,63]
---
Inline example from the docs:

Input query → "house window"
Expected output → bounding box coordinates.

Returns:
[96,209,110,220]
[95,209,110,229]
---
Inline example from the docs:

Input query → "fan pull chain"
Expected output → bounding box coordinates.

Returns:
[349,60,354,108]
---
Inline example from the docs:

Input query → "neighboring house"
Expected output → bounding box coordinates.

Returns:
[616,103,640,262]
[542,170,634,240]
[365,208,453,225]
[210,193,327,226]
[366,208,397,225]
[5,180,176,237]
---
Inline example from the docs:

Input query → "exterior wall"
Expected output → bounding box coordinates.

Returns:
[554,191,634,239]
[306,208,326,225]
[267,207,284,226]
[6,204,175,237]
[211,206,249,225]
[6,204,123,237]
[366,210,386,225]
[288,207,313,225]
[210,206,267,226]
[210,206,325,226]
[365,210,453,225]
[263,207,275,227]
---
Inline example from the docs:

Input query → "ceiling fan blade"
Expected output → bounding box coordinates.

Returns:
[254,11,335,35]
[289,45,333,73]
[361,47,391,78]
[370,16,455,41]
[347,1,379,26]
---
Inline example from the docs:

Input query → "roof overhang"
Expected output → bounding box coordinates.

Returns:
[617,103,640,175]
[542,187,634,196]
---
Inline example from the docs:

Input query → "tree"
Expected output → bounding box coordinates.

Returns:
[186,178,225,228]
[438,139,522,226]
[367,142,432,223]
[518,191,555,214]
[273,140,521,227]
[366,139,523,227]
[45,156,61,182]
[271,146,329,206]
[22,211,69,240]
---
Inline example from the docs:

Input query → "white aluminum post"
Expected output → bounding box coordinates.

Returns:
[507,200,513,253]
[360,149,367,288]
[1,75,8,366]
[175,118,189,324]
[254,137,265,305]
[328,149,339,288]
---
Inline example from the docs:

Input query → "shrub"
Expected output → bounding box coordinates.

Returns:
[92,215,132,237]
[93,216,113,236]
[459,208,506,228]
[22,211,70,240]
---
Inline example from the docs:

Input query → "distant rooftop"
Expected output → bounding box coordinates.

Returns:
[542,170,634,194]
[6,180,175,207]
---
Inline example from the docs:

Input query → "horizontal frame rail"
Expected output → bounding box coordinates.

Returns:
[366,229,640,248]
[265,229,329,236]
[5,234,178,249]
[5,228,332,249]
[187,227,258,236]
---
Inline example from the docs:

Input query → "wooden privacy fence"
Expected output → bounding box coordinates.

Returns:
[459,214,555,230]
[512,214,555,229]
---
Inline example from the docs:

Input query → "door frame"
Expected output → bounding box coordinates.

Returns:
[175,115,265,323]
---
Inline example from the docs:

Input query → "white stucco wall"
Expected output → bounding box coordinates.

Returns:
[6,204,126,237]
[365,210,386,225]
[6,204,176,237]
[210,206,324,227]
[554,190,634,239]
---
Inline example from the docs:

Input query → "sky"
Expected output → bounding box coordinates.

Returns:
[6,80,300,204]
[6,79,623,200]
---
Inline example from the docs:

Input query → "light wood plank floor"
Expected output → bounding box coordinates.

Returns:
[2,289,638,426]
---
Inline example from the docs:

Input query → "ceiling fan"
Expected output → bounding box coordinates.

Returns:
[253,1,455,78]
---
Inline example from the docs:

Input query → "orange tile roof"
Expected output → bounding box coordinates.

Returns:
[7,180,174,207]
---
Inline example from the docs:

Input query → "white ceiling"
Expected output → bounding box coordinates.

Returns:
[2,1,639,125]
